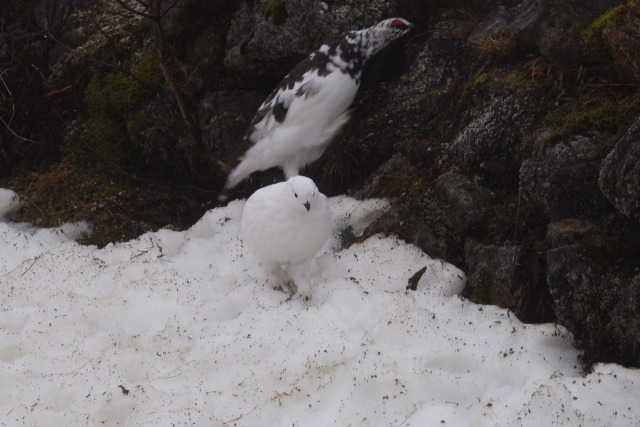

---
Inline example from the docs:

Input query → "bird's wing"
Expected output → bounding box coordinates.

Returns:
[244,46,334,145]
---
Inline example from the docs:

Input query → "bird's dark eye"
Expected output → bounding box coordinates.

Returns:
[294,192,298,198]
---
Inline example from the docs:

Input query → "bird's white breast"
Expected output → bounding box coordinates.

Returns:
[241,185,332,266]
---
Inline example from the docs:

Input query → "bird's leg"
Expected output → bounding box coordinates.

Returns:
[287,260,313,302]
[264,262,302,299]
[279,264,298,296]
[263,262,290,294]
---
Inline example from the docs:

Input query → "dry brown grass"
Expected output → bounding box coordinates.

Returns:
[472,30,516,58]
[452,8,480,40]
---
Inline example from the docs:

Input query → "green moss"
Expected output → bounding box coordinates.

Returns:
[263,0,288,25]
[462,61,498,109]
[469,66,491,89]
[545,95,640,149]
[84,52,162,116]
[69,51,163,169]
[580,2,633,63]
[505,69,537,99]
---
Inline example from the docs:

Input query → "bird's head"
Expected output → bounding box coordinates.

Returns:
[346,17,414,58]
[287,176,322,213]
[377,18,414,36]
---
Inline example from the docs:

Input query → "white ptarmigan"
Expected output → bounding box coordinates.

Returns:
[221,18,414,198]
[241,176,332,301]
[0,189,21,220]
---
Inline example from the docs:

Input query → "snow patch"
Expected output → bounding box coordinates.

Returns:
[0,191,638,425]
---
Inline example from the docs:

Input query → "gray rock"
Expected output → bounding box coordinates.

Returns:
[607,274,640,364]
[468,0,605,68]
[520,133,608,221]
[444,94,525,186]
[353,153,417,199]
[224,0,396,81]
[464,240,521,309]
[349,154,446,259]
[599,118,640,223]
[466,6,513,48]
[546,245,594,333]
[435,172,494,236]
[547,245,640,365]
[396,21,464,99]
[600,6,640,83]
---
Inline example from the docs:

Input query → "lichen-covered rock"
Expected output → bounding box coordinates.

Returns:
[464,240,521,310]
[464,239,551,323]
[585,2,640,83]
[349,154,447,260]
[353,153,416,199]
[380,20,464,140]
[444,94,525,187]
[520,133,608,221]
[546,245,595,335]
[601,5,640,81]
[224,0,397,81]
[547,244,640,366]
[607,273,640,364]
[435,172,494,236]
[394,21,464,102]
[468,0,617,68]
[599,118,640,223]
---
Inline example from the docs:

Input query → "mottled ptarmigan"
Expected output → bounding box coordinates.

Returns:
[241,176,332,301]
[221,18,414,199]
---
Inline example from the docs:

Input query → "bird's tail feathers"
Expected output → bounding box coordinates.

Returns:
[222,159,252,194]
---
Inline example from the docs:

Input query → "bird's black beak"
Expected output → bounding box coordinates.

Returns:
[303,201,310,211]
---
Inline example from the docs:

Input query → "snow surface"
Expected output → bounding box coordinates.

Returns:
[1,192,639,426]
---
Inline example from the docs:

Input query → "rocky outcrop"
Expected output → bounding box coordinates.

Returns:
[468,0,620,68]
[224,0,397,81]
[444,94,526,187]
[464,241,521,309]
[435,172,494,236]
[599,118,640,223]
[596,3,640,82]
[547,241,640,366]
[520,133,609,221]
